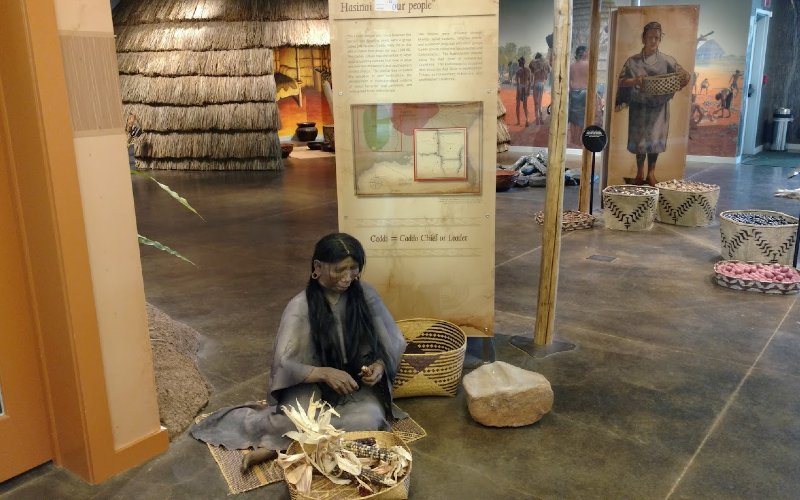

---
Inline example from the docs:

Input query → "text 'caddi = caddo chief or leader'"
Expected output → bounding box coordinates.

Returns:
[370,233,468,243]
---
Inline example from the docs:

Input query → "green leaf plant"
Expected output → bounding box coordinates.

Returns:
[127,113,202,266]
[130,170,203,266]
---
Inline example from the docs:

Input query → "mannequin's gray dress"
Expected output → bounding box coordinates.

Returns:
[190,282,407,451]
[617,50,685,154]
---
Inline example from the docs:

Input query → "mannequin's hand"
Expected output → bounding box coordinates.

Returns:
[311,367,358,395]
[359,362,385,387]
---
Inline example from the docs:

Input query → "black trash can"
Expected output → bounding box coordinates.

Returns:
[771,107,794,151]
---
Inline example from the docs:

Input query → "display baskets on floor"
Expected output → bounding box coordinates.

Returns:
[719,210,798,264]
[602,185,659,231]
[713,260,800,295]
[392,318,467,398]
[285,431,412,500]
[534,210,596,231]
[655,180,720,226]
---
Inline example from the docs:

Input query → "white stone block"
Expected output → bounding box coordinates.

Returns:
[463,361,553,427]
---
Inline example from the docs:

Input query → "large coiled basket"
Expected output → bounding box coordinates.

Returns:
[285,431,412,500]
[392,318,467,398]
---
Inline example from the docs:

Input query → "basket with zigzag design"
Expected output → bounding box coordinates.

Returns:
[655,181,720,226]
[602,185,659,231]
[392,318,467,398]
[720,210,798,265]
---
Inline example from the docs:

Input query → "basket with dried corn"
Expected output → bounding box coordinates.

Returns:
[278,396,413,500]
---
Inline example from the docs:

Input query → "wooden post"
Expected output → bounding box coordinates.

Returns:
[578,0,602,213]
[533,0,571,346]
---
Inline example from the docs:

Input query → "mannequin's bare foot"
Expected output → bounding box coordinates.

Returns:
[241,448,278,473]
[646,175,658,186]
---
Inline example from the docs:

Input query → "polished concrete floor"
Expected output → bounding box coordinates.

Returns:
[3,151,800,499]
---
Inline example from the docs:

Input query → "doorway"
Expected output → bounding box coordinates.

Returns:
[740,9,772,156]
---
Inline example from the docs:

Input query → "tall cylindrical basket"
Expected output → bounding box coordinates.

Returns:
[392,318,466,398]
[719,210,798,264]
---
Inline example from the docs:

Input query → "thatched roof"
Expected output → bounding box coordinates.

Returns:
[120,75,277,104]
[117,48,275,76]
[113,0,328,24]
[114,0,329,171]
[123,103,279,131]
[115,21,330,51]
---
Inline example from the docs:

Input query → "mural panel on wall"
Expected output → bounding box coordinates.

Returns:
[497,0,749,157]
[605,5,698,186]
[497,0,555,149]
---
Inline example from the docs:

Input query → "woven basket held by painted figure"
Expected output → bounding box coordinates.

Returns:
[392,319,467,398]
[720,210,798,265]
[285,431,412,500]
[641,72,684,95]
[602,185,659,231]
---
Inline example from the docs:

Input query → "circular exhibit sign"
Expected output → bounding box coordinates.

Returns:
[582,125,607,152]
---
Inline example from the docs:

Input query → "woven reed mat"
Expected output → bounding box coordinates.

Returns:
[196,405,426,495]
[289,146,335,160]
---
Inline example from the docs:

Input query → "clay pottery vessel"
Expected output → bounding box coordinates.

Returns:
[322,124,335,147]
[295,122,318,142]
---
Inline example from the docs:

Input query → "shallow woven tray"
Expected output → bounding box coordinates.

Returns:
[285,431,412,500]
[719,210,798,265]
[393,318,466,398]
[534,210,596,231]
[713,260,800,295]
[196,406,425,495]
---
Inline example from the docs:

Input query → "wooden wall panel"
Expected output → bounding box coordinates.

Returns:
[59,33,124,134]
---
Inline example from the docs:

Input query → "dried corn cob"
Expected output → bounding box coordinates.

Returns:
[358,467,394,487]
[342,440,398,462]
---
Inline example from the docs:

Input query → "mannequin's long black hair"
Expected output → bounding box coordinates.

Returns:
[305,233,389,379]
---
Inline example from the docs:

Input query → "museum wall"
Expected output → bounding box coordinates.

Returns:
[53,0,163,451]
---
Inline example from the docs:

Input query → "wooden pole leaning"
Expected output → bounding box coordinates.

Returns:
[533,0,571,346]
[578,0,602,213]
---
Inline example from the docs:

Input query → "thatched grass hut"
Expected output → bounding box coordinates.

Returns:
[113,0,330,171]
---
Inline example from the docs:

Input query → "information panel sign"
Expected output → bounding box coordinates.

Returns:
[329,0,498,335]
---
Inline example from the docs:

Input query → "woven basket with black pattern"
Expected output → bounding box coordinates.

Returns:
[392,318,467,398]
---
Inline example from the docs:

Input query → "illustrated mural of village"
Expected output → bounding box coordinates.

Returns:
[498,0,747,157]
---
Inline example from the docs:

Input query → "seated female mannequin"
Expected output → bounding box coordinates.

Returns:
[190,233,407,471]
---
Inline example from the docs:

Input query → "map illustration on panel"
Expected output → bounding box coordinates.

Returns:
[414,128,467,181]
[352,102,482,195]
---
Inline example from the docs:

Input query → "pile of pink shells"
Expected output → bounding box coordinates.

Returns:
[714,260,800,294]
